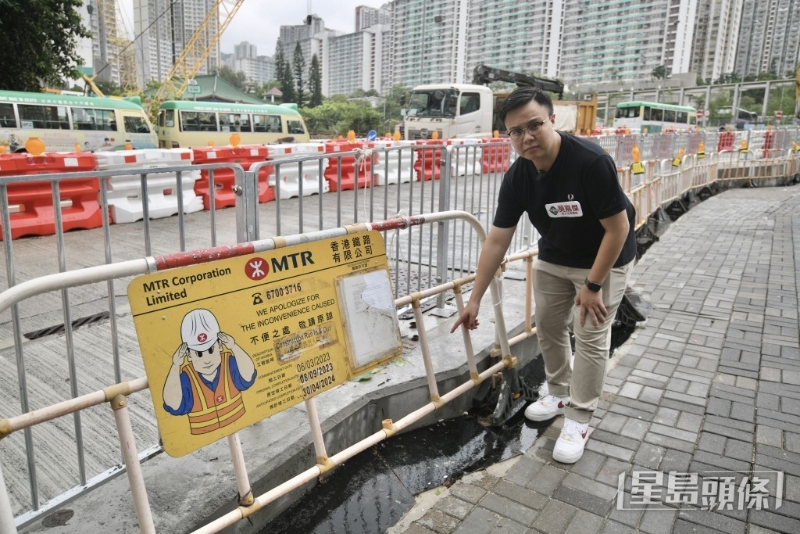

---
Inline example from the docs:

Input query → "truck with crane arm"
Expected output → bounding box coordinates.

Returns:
[402,64,598,140]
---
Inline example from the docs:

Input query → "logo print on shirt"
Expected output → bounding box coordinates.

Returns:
[549,206,559,216]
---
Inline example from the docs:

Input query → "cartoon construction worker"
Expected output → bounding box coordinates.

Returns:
[163,308,256,435]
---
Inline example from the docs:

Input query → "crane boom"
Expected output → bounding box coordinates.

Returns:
[472,64,564,99]
[153,0,245,105]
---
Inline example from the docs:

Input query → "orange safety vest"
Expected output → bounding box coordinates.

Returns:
[183,351,246,435]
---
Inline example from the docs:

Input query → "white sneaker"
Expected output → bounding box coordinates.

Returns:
[553,418,590,464]
[524,394,569,422]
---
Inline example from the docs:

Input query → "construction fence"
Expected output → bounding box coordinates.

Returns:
[0,135,799,533]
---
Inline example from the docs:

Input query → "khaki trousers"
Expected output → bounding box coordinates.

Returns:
[533,258,634,423]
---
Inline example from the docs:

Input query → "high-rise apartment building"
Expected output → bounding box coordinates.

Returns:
[327,25,388,96]
[356,4,392,31]
[280,15,326,45]
[133,0,219,87]
[735,0,800,78]
[230,41,276,85]
[278,15,325,80]
[229,0,795,99]
[389,0,469,88]
[560,0,697,86]
[691,0,743,83]
[77,2,96,79]
[234,41,258,60]
[465,0,564,81]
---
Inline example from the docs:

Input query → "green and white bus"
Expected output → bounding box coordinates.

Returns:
[0,90,157,152]
[613,101,697,133]
[156,101,310,148]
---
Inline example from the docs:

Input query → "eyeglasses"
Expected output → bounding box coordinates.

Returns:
[506,119,548,140]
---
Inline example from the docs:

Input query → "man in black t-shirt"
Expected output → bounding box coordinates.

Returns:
[451,87,636,464]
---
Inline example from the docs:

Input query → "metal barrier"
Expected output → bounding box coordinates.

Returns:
[243,141,519,300]
[588,127,800,164]
[1,133,798,530]
[0,162,244,527]
[0,142,517,528]
[0,211,537,533]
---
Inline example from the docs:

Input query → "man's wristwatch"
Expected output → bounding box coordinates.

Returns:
[584,278,602,292]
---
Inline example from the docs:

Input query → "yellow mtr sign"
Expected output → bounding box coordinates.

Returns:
[128,231,402,457]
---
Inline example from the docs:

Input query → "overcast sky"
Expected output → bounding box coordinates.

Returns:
[120,1,390,58]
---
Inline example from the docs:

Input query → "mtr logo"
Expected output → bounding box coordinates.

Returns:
[244,251,315,281]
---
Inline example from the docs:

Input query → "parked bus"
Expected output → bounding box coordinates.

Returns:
[613,101,697,133]
[0,90,157,152]
[712,107,760,130]
[156,101,310,148]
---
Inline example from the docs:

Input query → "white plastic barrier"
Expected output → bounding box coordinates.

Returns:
[295,143,330,196]
[449,139,482,176]
[371,140,415,185]
[266,144,330,198]
[94,149,203,224]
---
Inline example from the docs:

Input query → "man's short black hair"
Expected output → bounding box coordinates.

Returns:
[498,87,554,126]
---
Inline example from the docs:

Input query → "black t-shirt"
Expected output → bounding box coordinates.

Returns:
[493,132,636,269]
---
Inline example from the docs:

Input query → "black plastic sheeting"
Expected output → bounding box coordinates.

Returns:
[610,287,651,356]
[260,357,547,534]
[259,288,648,533]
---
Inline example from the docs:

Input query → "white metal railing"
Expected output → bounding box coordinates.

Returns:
[0,211,537,533]
[0,134,798,530]
[0,143,518,525]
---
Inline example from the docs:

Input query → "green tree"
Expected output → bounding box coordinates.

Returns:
[293,42,306,107]
[714,72,742,84]
[275,39,295,103]
[300,99,381,137]
[95,80,122,97]
[214,65,248,92]
[281,61,296,104]
[380,85,409,133]
[0,0,91,91]
[254,80,281,100]
[651,65,666,80]
[350,89,380,98]
[274,39,286,80]
[309,54,323,107]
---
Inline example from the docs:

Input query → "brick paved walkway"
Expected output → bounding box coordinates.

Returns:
[390,184,800,534]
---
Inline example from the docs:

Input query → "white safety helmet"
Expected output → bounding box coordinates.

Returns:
[181,308,220,352]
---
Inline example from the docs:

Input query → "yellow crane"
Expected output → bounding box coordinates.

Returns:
[152,0,246,108]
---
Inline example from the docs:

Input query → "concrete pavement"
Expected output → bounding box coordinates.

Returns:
[389,183,800,534]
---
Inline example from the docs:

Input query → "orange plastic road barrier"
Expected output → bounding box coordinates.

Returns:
[717,131,734,152]
[762,130,774,158]
[481,138,511,174]
[413,139,447,181]
[191,145,273,209]
[323,141,378,191]
[0,152,101,240]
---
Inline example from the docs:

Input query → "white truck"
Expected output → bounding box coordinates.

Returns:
[402,65,597,140]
